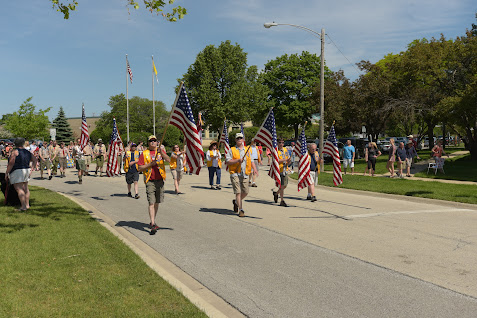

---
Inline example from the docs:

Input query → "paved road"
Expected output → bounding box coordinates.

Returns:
[20,163,477,317]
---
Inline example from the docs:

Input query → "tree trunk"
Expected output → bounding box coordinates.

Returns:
[427,124,435,149]
[294,125,299,140]
[470,141,477,160]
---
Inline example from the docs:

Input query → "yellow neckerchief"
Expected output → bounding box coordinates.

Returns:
[142,149,166,183]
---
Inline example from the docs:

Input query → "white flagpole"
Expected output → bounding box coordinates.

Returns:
[126,54,129,142]
[152,55,155,136]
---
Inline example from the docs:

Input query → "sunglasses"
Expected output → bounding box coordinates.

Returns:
[149,139,157,142]
[236,137,243,140]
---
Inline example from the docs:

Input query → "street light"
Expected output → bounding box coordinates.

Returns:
[264,22,325,163]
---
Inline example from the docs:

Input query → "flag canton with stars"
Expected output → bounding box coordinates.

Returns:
[177,86,196,125]
[222,121,229,144]
[264,110,278,148]
[300,130,307,156]
[110,118,119,142]
[327,126,338,147]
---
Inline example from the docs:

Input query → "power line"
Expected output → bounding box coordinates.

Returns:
[326,33,362,77]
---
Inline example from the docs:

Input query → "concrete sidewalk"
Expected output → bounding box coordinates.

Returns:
[5,160,477,317]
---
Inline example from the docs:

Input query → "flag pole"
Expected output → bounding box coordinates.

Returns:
[126,54,129,143]
[219,117,226,146]
[158,81,184,148]
[152,55,155,136]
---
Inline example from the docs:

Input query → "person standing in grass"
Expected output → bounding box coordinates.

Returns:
[124,142,140,199]
[395,142,407,178]
[342,140,355,175]
[137,135,170,235]
[5,138,37,211]
[365,142,381,177]
[169,144,185,194]
[39,142,52,180]
[405,140,420,177]
[386,138,397,177]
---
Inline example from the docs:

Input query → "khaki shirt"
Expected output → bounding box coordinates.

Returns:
[49,145,60,158]
[58,147,69,158]
[94,144,107,157]
[83,144,93,156]
[39,147,50,160]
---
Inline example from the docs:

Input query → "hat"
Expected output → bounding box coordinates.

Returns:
[235,132,244,139]
[148,135,157,141]
[98,138,103,143]
[407,135,413,138]
[131,143,137,147]
[210,141,218,146]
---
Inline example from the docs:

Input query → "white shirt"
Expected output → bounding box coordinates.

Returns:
[206,149,220,167]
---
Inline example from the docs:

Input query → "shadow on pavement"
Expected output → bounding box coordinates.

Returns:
[110,193,128,197]
[91,196,105,200]
[116,220,151,233]
[199,207,263,219]
[64,181,79,185]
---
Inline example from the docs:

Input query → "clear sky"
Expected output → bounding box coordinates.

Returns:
[1,0,475,120]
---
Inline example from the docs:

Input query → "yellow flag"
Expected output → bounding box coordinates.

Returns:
[153,60,158,83]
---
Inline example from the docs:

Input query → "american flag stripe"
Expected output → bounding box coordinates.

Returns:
[219,120,231,171]
[253,109,280,188]
[106,118,122,177]
[126,57,133,84]
[293,141,301,157]
[297,127,313,191]
[168,84,204,175]
[322,125,343,186]
[80,104,89,150]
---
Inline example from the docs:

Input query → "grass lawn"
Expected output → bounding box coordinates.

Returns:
[0,186,206,317]
[414,153,477,182]
[290,172,477,205]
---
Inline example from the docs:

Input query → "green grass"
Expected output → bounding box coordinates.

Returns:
[414,154,477,182]
[0,187,206,318]
[290,172,477,204]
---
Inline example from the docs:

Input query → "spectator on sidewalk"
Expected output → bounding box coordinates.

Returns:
[5,138,37,211]
[39,142,52,180]
[396,142,407,178]
[307,143,320,202]
[206,142,222,190]
[170,144,185,194]
[405,140,420,177]
[137,135,170,235]
[273,138,292,207]
[124,142,140,199]
[386,138,397,178]
[343,140,355,175]
[225,132,257,217]
[365,142,381,177]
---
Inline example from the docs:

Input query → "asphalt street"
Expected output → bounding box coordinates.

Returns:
[19,162,477,317]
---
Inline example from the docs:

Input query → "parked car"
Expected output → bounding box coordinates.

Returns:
[0,139,13,146]
[377,140,391,153]
[395,137,408,145]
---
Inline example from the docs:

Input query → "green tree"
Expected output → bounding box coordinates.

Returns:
[51,106,73,142]
[4,97,51,140]
[261,51,331,138]
[50,0,186,21]
[179,40,269,134]
[92,94,169,143]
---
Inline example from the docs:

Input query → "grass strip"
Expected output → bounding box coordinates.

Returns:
[290,172,477,205]
[0,186,206,318]
[414,154,477,182]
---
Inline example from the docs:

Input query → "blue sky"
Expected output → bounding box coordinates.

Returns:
[1,0,475,120]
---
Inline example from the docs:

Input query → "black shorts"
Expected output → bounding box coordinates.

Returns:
[125,171,139,184]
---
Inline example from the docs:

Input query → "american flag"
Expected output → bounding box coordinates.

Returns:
[323,125,343,186]
[126,56,133,84]
[106,118,122,177]
[219,120,231,158]
[169,84,204,175]
[80,104,89,150]
[253,109,280,188]
[297,127,313,191]
[293,140,301,158]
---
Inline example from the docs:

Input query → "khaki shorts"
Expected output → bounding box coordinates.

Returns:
[280,173,289,188]
[40,159,50,171]
[230,175,249,195]
[9,168,30,184]
[146,179,165,205]
[96,156,104,167]
[171,169,183,181]
[84,155,92,165]
[397,161,403,169]
[58,157,67,169]
[405,158,412,168]
[76,159,86,171]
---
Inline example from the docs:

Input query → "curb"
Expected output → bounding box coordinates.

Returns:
[58,192,245,318]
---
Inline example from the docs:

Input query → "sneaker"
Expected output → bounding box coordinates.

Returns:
[238,210,245,217]
[48,176,52,180]
[306,195,312,200]
[251,183,257,187]
[78,180,82,184]
[210,186,215,190]
[134,194,140,199]
[233,200,238,213]
[311,196,317,202]
[279,201,288,207]
[150,224,158,235]
[273,191,278,203]
[216,185,221,190]
[128,192,132,198]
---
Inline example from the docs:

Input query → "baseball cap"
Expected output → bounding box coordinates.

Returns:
[235,133,244,139]
[98,138,103,143]
[131,143,137,147]
[148,135,157,141]
[407,135,413,138]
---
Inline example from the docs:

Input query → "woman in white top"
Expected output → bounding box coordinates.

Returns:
[206,141,222,190]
